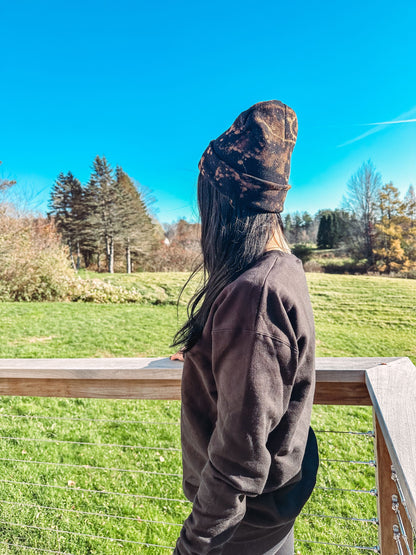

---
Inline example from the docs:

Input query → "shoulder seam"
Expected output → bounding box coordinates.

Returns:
[253,254,282,331]
[211,328,298,353]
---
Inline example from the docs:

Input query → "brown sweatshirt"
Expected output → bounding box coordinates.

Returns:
[174,250,319,554]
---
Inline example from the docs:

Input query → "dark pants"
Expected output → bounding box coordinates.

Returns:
[263,526,294,555]
[222,525,295,555]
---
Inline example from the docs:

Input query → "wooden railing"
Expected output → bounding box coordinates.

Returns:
[0,356,415,554]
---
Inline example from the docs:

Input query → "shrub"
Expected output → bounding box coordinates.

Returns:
[291,244,314,263]
[0,208,178,303]
[138,244,200,272]
[303,260,324,273]
[323,261,368,274]
[0,209,75,301]
[69,278,143,303]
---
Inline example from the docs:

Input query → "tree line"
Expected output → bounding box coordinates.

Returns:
[49,158,415,276]
[3,156,416,277]
[315,161,416,273]
[49,156,161,273]
[251,160,416,274]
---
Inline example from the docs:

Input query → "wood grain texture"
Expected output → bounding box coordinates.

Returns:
[0,356,400,402]
[366,358,416,541]
[373,412,414,554]
[314,358,401,405]
[0,358,184,400]
[0,356,400,372]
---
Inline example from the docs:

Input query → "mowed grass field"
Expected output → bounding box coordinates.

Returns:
[0,272,415,553]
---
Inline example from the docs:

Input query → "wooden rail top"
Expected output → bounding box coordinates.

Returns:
[366,358,416,532]
[0,356,405,404]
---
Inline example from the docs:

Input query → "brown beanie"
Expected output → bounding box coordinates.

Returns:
[198,100,297,213]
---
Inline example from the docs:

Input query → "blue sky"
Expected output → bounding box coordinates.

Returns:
[1,0,415,223]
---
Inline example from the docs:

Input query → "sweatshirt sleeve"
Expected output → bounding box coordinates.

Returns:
[173,322,298,554]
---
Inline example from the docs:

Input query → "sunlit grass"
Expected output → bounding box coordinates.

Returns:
[0,271,415,552]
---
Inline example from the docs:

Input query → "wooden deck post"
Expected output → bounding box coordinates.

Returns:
[373,412,414,554]
[367,359,416,555]
[374,411,399,554]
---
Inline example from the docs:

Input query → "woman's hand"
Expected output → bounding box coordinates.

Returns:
[170,350,185,362]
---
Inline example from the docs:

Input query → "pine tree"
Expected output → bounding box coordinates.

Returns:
[292,212,303,243]
[49,172,84,269]
[317,213,331,248]
[301,212,313,234]
[283,214,292,238]
[86,156,121,273]
[115,167,156,273]
[316,210,349,249]
[281,211,316,245]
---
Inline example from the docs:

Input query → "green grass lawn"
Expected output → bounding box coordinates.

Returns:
[0,272,415,553]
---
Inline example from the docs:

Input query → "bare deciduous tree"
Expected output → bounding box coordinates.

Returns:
[342,160,382,264]
[0,161,16,193]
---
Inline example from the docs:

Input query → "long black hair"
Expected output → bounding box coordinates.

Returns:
[172,173,287,352]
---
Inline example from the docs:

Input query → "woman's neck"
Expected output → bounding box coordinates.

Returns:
[265,228,291,253]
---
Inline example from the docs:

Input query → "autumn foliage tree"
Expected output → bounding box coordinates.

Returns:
[373,183,416,274]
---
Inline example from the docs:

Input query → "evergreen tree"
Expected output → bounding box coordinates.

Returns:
[317,213,331,248]
[49,172,84,269]
[283,214,292,238]
[81,177,102,268]
[85,156,121,273]
[292,212,303,243]
[282,211,316,245]
[115,167,156,273]
[301,211,313,234]
[316,210,349,249]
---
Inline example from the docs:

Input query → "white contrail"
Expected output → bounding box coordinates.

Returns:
[364,118,416,125]
[338,106,416,147]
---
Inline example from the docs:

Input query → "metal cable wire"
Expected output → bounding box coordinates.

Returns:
[0,519,174,550]
[314,430,375,437]
[294,538,379,551]
[0,411,381,553]
[317,486,378,495]
[0,456,182,477]
[393,524,405,555]
[2,417,377,432]
[0,435,180,451]
[0,416,373,434]
[0,499,183,527]
[392,467,416,535]
[301,512,378,524]
[0,480,376,502]
[0,413,180,426]
[0,479,191,504]
[320,458,376,466]
[392,495,413,555]
[0,541,75,555]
